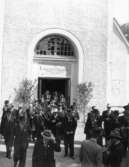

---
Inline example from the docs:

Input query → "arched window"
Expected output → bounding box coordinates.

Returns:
[35,35,74,56]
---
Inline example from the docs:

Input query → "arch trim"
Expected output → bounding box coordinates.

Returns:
[27,28,84,83]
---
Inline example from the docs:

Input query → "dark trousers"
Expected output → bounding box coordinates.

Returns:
[55,127,63,152]
[4,136,13,158]
[6,145,12,158]
[122,140,128,156]
[64,134,74,157]
[13,146,27,167]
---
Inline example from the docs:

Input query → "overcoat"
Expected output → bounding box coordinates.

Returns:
[13,119,30,162]
[0,107,15,147]
[32,136,55,167]
[79,139,103,167]
[108,141,125,167]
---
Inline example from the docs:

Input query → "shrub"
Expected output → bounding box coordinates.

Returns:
[14,78,37,105]
[77,82,93,122]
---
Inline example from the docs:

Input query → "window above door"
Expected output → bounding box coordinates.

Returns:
[34,34,75,57]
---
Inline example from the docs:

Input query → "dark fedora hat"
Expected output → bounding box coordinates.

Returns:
[109,129,122,140]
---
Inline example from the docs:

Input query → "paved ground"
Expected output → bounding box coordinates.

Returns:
[0,123,129,167]
[0,144,129,167]
[0,123,85,167]
[0,144,81,167]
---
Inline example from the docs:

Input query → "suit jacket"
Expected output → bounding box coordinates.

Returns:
[79,138,103,167]
[63,114,76,135]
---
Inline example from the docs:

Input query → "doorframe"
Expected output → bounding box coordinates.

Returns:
[38,77,71,105]
[27,28,84,83]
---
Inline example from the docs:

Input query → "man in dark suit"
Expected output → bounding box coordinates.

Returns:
[0,100,15,158]
[102,104,111,143]
[63,108,76,158]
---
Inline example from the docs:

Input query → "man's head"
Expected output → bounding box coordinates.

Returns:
[123,104,129,117]
[112,110,119,119]
[4,100,9,106]
[91,106,96,110]
[107,104,111,110]
[90,128,101,139]
[109,129,122,142]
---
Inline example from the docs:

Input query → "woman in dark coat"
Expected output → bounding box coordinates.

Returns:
[13,107,31,167]
[32,129,56,167]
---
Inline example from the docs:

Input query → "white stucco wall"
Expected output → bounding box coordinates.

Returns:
[0,0,5,111]
[109,23,129,106]
[1,0,108,110]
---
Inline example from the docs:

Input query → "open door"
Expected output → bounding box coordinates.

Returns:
[38,77,71,104]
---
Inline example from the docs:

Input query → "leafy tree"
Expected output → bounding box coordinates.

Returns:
[14,78,37,105]
[77,82,93,122]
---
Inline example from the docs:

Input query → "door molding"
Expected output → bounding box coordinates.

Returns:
[27,28,84,83]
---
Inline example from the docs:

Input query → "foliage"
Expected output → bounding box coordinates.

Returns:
[14,78,37,105]
[77,82,93,120]
[121,23,129,42]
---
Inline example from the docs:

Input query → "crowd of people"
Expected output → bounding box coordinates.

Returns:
[83,104,129,167]
[0,90,129,167]
[0,90,79,167]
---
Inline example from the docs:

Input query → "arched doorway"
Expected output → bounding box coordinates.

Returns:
[28,29,84,104]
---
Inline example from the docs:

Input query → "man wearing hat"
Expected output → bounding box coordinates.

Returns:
[101,104,111,144]
[63,108,77,158]
[105,129,125,167]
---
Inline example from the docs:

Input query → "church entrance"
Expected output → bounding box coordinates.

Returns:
[31,33,80,105]
[38,77,71,105]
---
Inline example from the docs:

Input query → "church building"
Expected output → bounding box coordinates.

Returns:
[0,0,128,112]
